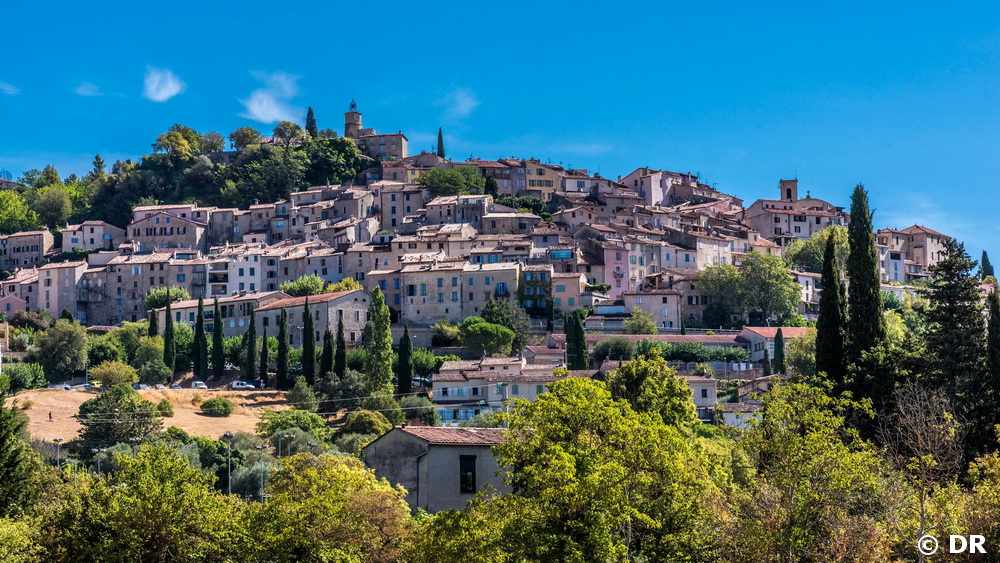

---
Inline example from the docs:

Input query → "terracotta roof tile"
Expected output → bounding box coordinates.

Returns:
[397,426,505,445]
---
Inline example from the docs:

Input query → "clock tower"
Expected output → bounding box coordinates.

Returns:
[344,99,362,139]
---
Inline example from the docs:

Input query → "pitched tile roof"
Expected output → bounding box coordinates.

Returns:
[398,426,505,445]
[254,290,365,312]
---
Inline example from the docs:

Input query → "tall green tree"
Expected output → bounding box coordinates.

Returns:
[0,380,40,517]
[846,184,886,358]
[334,316,347,378]
[436,127,445,158]
[482,298,532,352]
[148,309,159,338]
[397,326,413,395]
[989,290,1000,431]
[606,355,697,427]
[773,328,786,374]
[302,299,315,385]
[567,312,590,370]
[243,307,257,381]
[740,252,800,325]
[36,319,88,382]
[362,288,394,392]
[982,251,995,279]
[305,107,318,138]
[319,326,334,380]
[163,293,176,373]
[762,348,772,376]
[193,297,206,378]
[815,235,848,386]
[923,238,989,457]
[259,327,269,385]
[276,309,290,390]
[212,298,225,379]
[491,378,720,562]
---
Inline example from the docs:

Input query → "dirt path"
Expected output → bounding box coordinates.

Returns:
[15,388,289,442]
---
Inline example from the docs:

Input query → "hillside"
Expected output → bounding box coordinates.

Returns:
[16,388,288,442]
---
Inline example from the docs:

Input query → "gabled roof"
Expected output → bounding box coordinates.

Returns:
[396,426,505,445]
[739,326,813,339]
[254,290,365,313]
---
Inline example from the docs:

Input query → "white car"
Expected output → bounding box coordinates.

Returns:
[191,381,208,389]
[231,381,256,390]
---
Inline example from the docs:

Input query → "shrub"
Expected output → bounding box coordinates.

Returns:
[191,392,203,405]
[338,410,392,438]
[360,392,405,426]
[256,409,331,440]
[200,397,234,417]
[139,359,173,385]
[20,399,34,410]
[4,363,46,394]
[90,361,140,386]
[157,398,175,417]
[335,432,378,455]
[399,395,440,426]
[431,318,460,346]
[593,337,636,364]
[287,376,318,411]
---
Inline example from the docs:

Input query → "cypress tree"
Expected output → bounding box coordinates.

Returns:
[762,348,772,377]
[846,184,885,359]
[362,287,394,392]
[244,306,256,381]
[772,328,786,374]
[212,297,225,379]
[259,327,269,385]
[397,326,413,395]
[924,239,988,458]
[569,312,589,370]
[545,298,555,333]
[148,309,159,337]
[334,316,347,378]
[276,309,290,390]
[982,251,995,279]
[988,289,1000,429]
[305,107,318,138]
[163,291,175,373]
[320,326,334,380]
[815,236,848,385]
[302,298,316,385]
[680,320,687,335]
[564,311,578,368]
[436,127,445,158]
[0,383,38,517]
[193,297,206,378]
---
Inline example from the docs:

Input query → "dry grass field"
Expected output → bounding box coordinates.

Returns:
[15,387,289,442]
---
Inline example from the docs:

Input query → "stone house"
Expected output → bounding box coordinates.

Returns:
[363,427,510,512]
[254,289,370,347]
[61,221,126,252]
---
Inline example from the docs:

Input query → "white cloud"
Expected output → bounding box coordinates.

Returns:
[143,66,186,102]
[75,82,102,96]
[238,71,303,123]
[0,82,19,96]
[437,87,480,119]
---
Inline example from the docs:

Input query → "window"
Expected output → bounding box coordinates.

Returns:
[459,456,476,494]
[511,384,519,395]
[536,384,544,394]
[701,388,709,398]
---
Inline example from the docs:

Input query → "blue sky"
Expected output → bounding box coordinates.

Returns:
[2,1,999,256]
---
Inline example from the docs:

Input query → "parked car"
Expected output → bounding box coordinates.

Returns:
[191,381,208,389]
[132,383,149,390]
[62,385,76,391]
[154,384,166,390]
[78,383,94,389]
[231,381,256,390]
[169,384,182,389]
